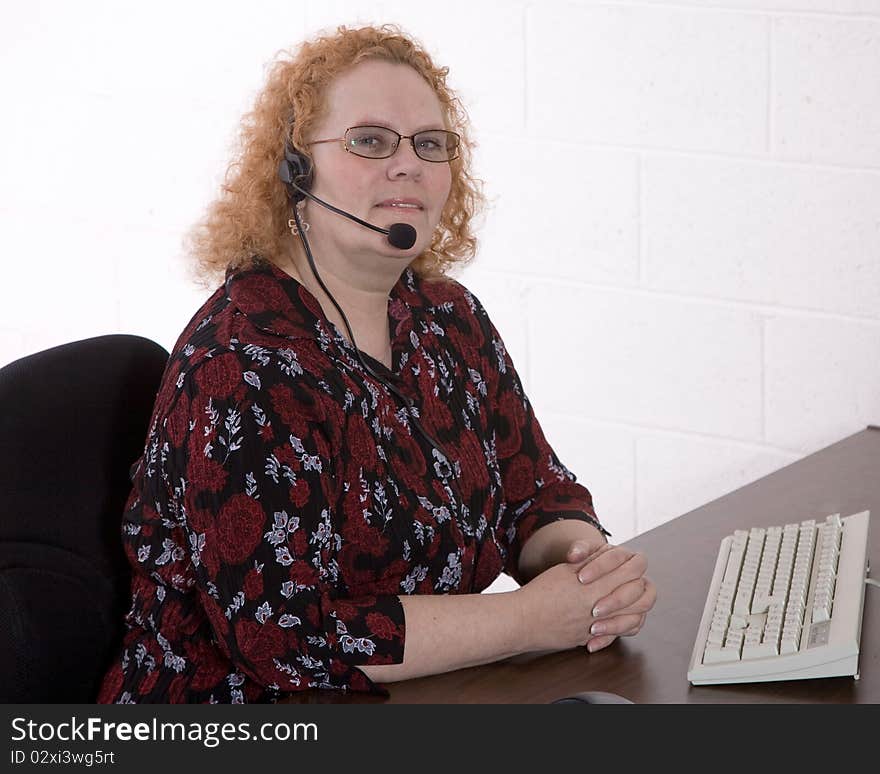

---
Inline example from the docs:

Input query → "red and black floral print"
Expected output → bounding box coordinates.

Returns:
[97,259,608,703]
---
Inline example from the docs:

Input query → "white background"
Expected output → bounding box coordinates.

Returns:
[2,1,879,592]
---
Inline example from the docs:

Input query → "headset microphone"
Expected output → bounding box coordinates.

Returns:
[278,146,418,250]
[295,180,418,250]
[386,222,418,251]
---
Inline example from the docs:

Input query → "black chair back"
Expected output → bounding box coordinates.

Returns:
[0,334,169,702]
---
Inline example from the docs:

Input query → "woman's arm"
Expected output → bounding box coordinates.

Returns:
[360,544,648,684]
[361,519,607,683]
[359,591,525,683]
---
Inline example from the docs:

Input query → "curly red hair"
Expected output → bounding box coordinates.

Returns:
[185,24,485,288]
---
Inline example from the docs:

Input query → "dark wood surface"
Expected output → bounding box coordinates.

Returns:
[284,427,880,704]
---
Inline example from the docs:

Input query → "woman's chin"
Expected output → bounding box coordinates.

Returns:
[374,235,425,260]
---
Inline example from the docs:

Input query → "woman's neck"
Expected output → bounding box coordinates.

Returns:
[277,248,396,368]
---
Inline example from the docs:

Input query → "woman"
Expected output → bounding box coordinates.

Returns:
[98,24,656,704]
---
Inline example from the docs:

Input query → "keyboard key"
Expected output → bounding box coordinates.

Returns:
[742,642,778,659]
[703,647,737,665]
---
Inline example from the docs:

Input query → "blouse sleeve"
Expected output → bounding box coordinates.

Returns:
[469,294,611,584]
[149,352,406,694]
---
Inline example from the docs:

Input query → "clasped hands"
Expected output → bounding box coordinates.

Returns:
[567,540,656,653]
[519,537,657,655]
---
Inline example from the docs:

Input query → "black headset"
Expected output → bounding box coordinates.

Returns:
[278,140,314,203]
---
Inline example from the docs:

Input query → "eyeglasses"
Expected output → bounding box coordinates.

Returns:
[308,125,461,163]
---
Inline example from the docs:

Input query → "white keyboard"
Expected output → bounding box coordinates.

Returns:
[688,510,871,685]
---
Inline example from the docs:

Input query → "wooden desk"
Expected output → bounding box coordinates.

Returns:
[286,427,880,704]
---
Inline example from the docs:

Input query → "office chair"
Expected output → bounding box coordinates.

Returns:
[0,334,169,702]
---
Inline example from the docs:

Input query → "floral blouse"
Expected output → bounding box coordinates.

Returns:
[97,259,608,703]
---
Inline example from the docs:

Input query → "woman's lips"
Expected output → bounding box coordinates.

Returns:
[375,203,424,216]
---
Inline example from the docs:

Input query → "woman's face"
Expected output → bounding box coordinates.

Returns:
[304,60,453,268]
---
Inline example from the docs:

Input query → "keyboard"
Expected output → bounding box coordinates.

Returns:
[688,510,871,685]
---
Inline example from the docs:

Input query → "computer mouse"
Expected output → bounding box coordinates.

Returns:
[551,691,634,704]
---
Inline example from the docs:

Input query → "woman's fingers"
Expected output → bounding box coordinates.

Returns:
[589,612,645,639]
[584,612,647,654]
[582,574,654,652]
[585,633,617,653]
[580,554,648,612]
[576,545,641,585]
[592,576,656,618]
[567,539,613,564]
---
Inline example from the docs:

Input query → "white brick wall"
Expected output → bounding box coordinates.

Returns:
[3,2,878,596]
[527,4,769,154]
[774,15,880,166]
[635,434,797,534]
[644,155,880,316]
[473,138,641,286]
[528,283,764,441]
[765,315,880,451]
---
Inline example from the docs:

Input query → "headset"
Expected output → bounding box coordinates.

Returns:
[279,142,417,248]
[276,136,469,529]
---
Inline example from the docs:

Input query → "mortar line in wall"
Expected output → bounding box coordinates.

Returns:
[480,131,880,176]
[522,3,530,132]
[476,268,880,327]
[637,153,645,286]
[522,284,532,390]
[760,316,767,442]
[539,408,807,458]
[597,1,880,22]
[632,436,640,536]
[766,15,774,155]
[114,254,123,335]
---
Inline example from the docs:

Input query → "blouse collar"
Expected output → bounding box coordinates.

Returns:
[224,258,422,355]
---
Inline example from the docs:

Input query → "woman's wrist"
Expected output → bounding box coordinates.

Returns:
[510,585,532,653]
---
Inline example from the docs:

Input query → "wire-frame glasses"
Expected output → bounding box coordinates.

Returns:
[309,125,461,163]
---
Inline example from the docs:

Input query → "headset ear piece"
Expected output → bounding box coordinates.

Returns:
[279,143,313,201]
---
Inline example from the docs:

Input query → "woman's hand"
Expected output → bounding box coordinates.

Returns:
[516,545,651,653]
[565,539,657,653]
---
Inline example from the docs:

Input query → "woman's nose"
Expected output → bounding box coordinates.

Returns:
[386,141,423,179]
